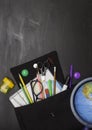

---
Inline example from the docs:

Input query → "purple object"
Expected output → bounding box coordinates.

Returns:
[69,65,81,88]
[74,72,81,79]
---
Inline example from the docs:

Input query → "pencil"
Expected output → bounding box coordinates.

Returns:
[54,66,56,95]
[19,83,30,104]
[19,74,33,104]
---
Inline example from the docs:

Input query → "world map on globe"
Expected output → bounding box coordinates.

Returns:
[82,82,92,100]
[70,78,92,127]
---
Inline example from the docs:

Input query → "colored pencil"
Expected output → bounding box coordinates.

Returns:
[19,74,33,104]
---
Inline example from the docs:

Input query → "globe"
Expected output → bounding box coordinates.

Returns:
[70,77,92,128]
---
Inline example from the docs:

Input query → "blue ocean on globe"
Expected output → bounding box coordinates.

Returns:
[74,85,92,125]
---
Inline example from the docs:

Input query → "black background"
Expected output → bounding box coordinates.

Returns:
[0,0,92,130]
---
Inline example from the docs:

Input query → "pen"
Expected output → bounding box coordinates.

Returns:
[69,64,73,88]
[19,74,33,104]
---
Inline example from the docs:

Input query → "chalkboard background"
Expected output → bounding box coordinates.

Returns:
[0,0,92,129]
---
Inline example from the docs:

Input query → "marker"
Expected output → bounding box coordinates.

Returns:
[48,79,52,96]
[19,74,33,104]
[54,66,56,95]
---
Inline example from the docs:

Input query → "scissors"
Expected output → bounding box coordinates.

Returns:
[33,59,53,76]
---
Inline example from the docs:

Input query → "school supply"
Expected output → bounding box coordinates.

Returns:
[54,66,56,95]
[9,51,83,130]
[62,76,70,92]
[10,51,64,87]
[9,69,62,107]
[36,59,51,76]
[9,84,33,107]
[14,88,83,130]
[47,79,52,96]
[21,69,29,77]
[19,83,30,104]
[74,72,81,79]
[70,77,92,128]
[19,74,33,104]
[45,88,50,98]
[10,51,64,106]
[0,77,14,94]
[69,64,73,88]
[69,64,81,88]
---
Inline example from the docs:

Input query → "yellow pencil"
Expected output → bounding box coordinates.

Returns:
[19,74,33,104]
